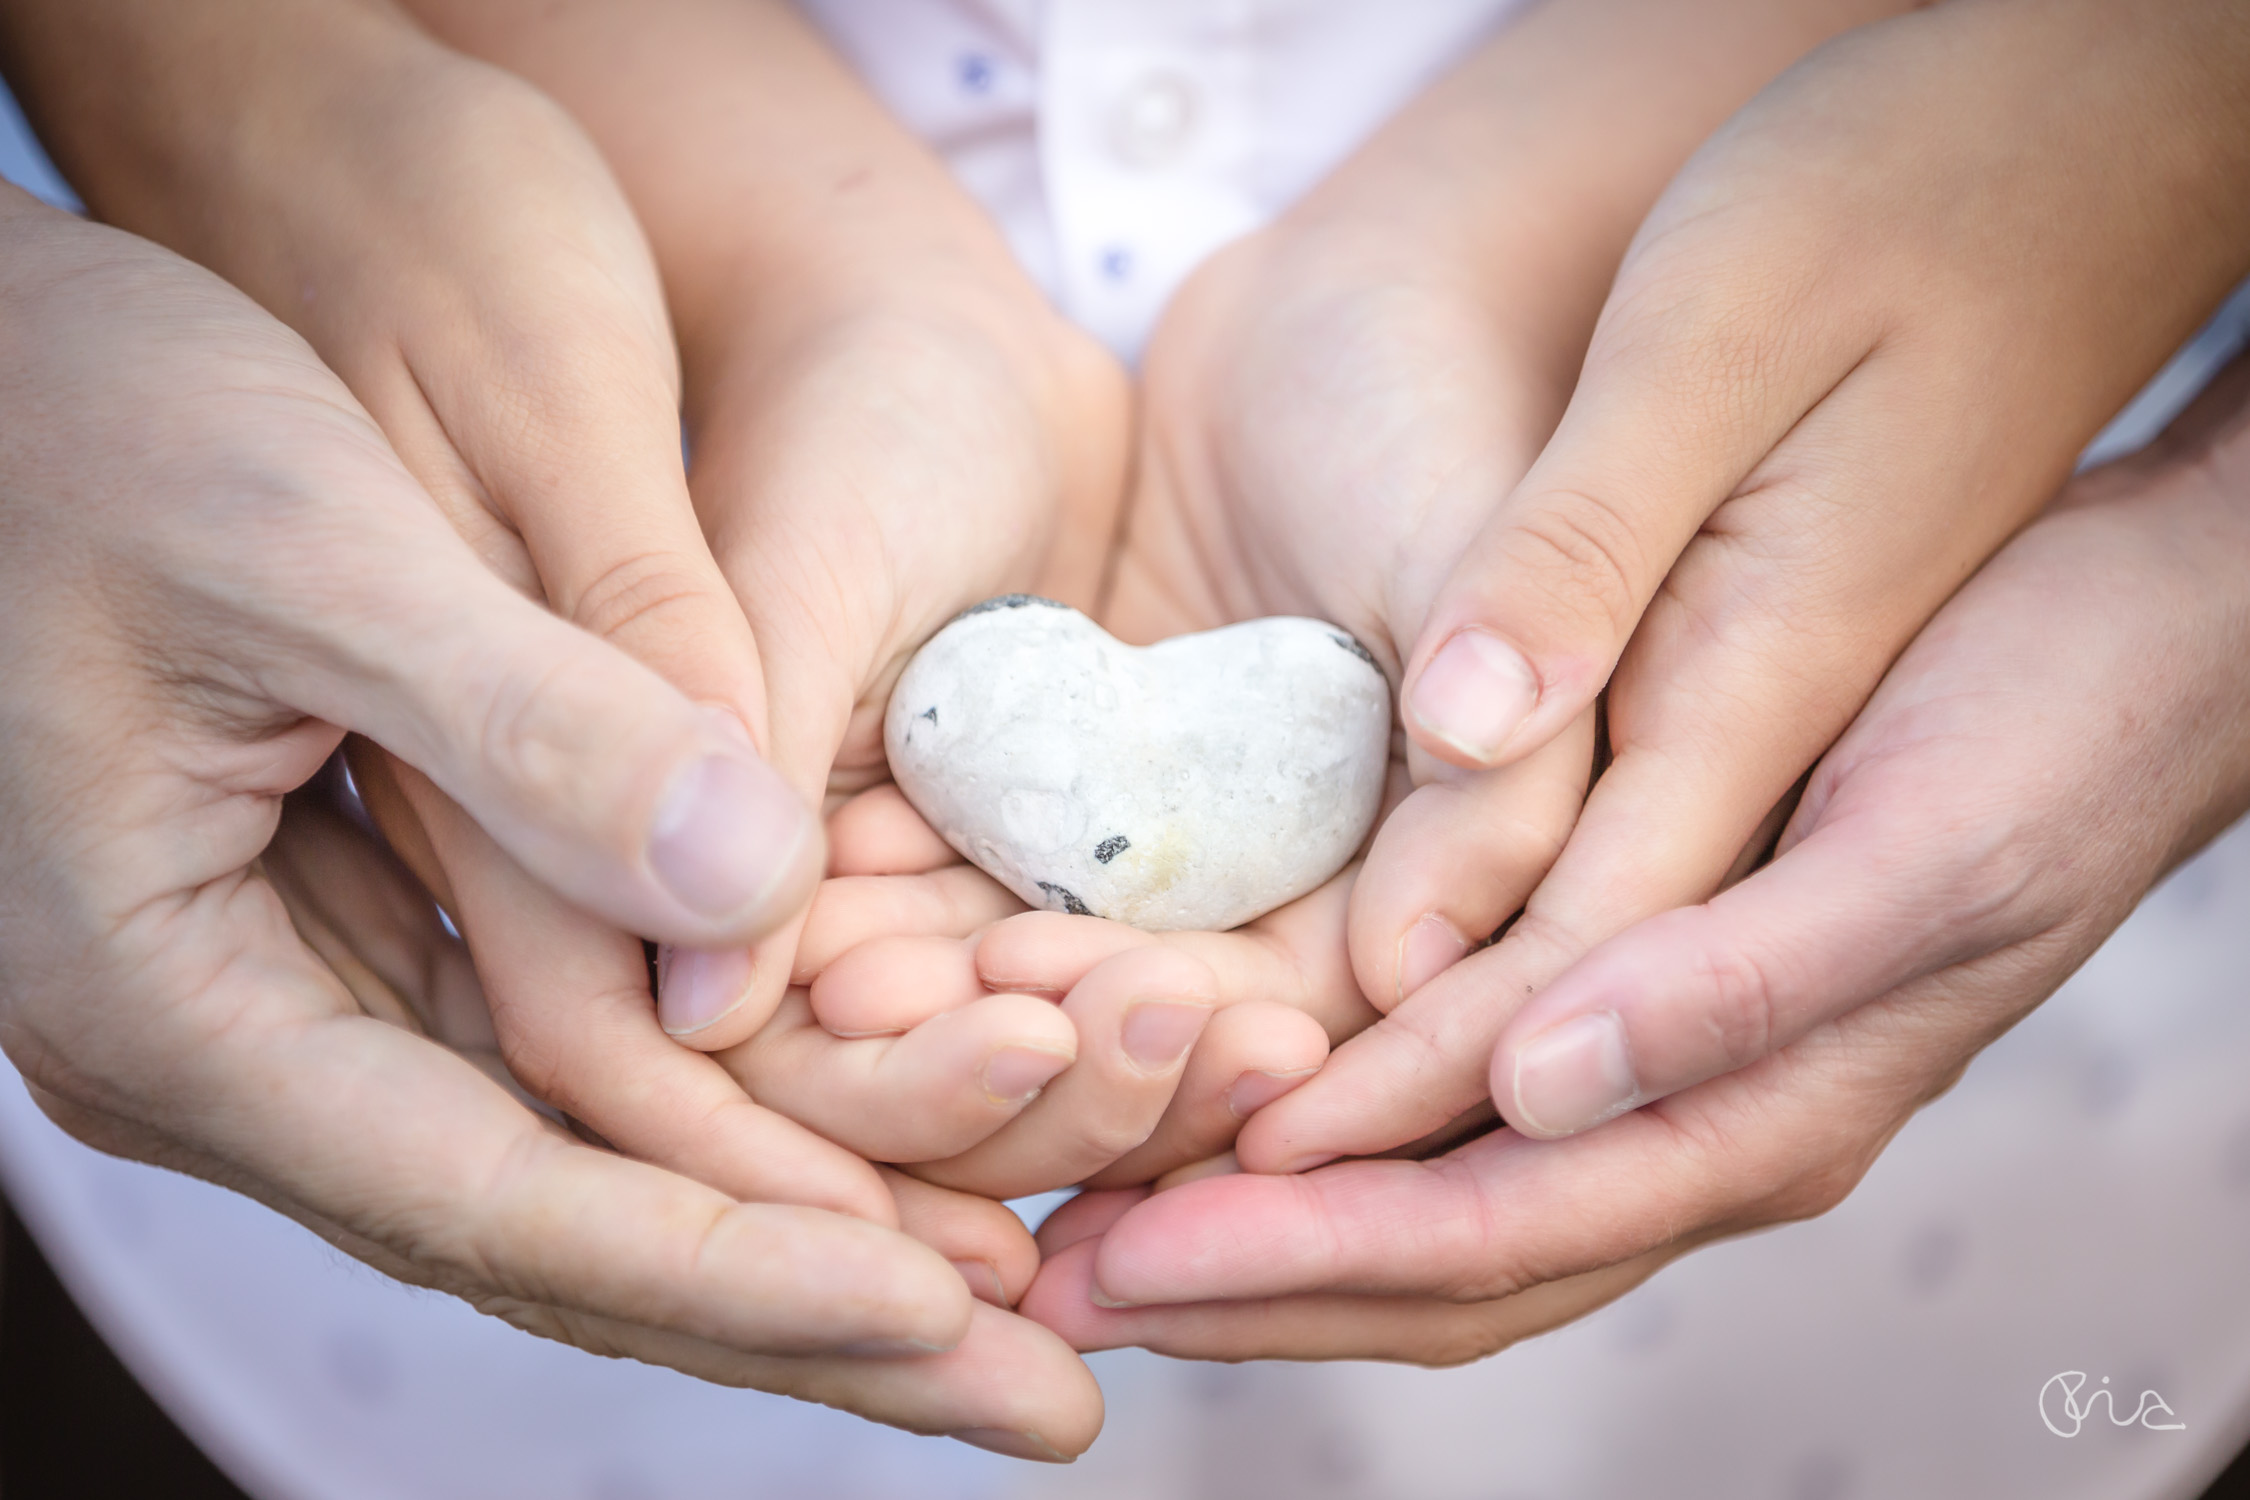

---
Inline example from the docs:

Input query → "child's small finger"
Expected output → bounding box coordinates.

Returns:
[792,866,1026,983]
[972,911,1149,995]
[881,1168,1040,1308]
[827,783,960,876]
[916,947,1217,1199]
[810,934,986,1035]
[720,989,1077,1162]
[975,875,1380,1044]
[1170,869,1379,1042]
[1083,1001,1327,1189]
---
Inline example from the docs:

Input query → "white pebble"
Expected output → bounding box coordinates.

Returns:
[885,596,1391,931]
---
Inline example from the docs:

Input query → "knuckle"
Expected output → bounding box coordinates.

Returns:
[564,548,731,655]
[1685,930,1783,1074]
[1504,490,1652,643]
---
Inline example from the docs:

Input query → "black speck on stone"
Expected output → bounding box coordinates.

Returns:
[1329,632,1380,671]
[959,593,1070,620]
[1094,835,1129,864]
[1037,881,1096,917]
[918,705,938,725]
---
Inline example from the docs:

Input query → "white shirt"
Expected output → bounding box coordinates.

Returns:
[794,0,1528,359]
[3,7,2250,1498]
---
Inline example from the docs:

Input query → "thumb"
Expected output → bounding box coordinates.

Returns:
[1488,802,1997,1140]
[1399,215,1866,772]
[264,496,821,950]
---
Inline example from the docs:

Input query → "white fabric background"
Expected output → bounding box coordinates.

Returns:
[6,5,2250,1495]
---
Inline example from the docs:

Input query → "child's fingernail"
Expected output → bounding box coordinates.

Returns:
[1396,912,1470,1003]
[1270,1149,1341,1175]
[1510,1010,1641,1138]
[1087,1284,1140,1310]
[983,1045,1074,1105]
[951,1259,1009,1307]
[1409,628,1538,765]
[657,945,754,1036]
[951,1428,1070,1463]
[1121,1002,1208,1072]
[1226,1068,1316,1120]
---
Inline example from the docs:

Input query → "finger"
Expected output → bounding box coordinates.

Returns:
[488,1295,1101,1459]
[828,782,961,876]
[1350,708,1595,1010]
[792,867,1028,984]
[385,757,900,1222]
[1491,805,1971,1137]
[916,947,1217,1199]
[112,905,973,1355]
[1231,910,1578,1175]
[1083,947,2002,1315]
[1021,1236,1662,1363]
[881,1169,1041,1309]
[1395,205,1865,773]
[1083,1001,1327,1189]
[720,988,1078,1163]
[810,934,989,1036]
[259,494,820,950]
[975,870,1377,1042]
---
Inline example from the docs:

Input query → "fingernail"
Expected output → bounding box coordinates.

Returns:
[1226,1068,1315,1120]
[983,1046,1073,1105]
[1121,1002,1209,1072]
[951,1428,1071,1463]
[647,742,813,923]
[1510,1010,1641,1138]
[950,1258,1009,1306]
[1397,912,1470,1003]
[1087,1285,1140,1310]
[1410,628,1539,765]
[656,944,754,1036]
[1270,1150,1340,1175]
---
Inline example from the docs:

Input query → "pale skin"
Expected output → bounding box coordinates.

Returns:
[0,0,1116,1457]
[731,0,1923,1189]
[1009,0,2250,1363]
[5,0,2246,1448]
[1025,352,2250,1361]
[0,187,1096,1449]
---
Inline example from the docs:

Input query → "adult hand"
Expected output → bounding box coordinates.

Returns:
[0,193,1097,1454]
[1296,0,2250,1165]
[1025,354,2250,1362]
[0,0,854,1217]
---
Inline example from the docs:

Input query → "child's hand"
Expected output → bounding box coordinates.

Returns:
[713,788,1377,1200]
[1103,0,1894,1114]
[410,0,1134,1059]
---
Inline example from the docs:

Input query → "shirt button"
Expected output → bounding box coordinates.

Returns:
[956,52,997,95]
[1108,70,1201,169]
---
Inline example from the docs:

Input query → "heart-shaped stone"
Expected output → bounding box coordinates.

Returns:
[884,595,1391,931]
